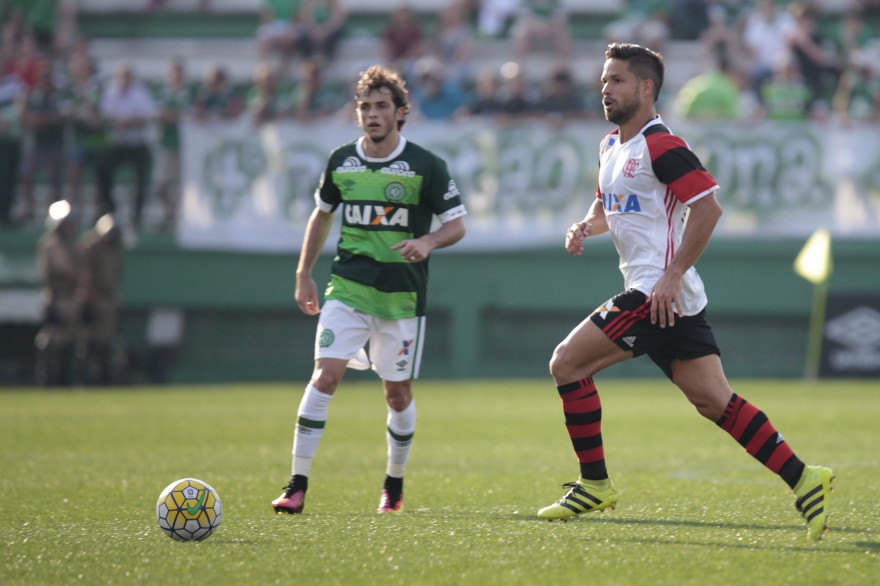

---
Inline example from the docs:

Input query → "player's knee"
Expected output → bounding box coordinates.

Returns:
[549,344,577,383]
[384,382,412,411]
[689,396,725,422]
[311,370,342,395]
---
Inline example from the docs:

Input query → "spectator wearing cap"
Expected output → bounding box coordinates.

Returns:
[99,64,157,229]
[410,57,466,121]
[539,66,583,118]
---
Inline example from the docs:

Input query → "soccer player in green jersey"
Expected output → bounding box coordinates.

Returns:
[272,65,466,515]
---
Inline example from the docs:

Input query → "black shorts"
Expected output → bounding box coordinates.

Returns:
[588,289,721,381]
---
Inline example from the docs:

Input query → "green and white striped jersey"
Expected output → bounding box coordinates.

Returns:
[315,136,466,320]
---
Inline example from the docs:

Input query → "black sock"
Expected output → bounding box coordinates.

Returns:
[289,474,308,492]
[384,475,403,494]
[579,462,609,481]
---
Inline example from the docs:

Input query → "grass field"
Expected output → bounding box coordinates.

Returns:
[2,379,879,585]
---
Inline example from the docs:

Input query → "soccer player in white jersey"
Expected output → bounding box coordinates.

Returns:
[271,66,466,515]
[536,43,833,541]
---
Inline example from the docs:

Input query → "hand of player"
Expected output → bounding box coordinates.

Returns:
[649,271,683,328]
[295,276,321,316]
[565,222,590,256]
[391,237,433,263]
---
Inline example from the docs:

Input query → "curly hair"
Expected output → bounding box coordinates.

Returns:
[354,65,411,130]
[605,43,665,102]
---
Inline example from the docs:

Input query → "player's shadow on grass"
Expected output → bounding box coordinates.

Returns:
[513,514,870,535]
[855,542,880,551]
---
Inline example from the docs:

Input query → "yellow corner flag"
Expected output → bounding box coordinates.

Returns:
[794,228,833,379]
[794,228,833,284]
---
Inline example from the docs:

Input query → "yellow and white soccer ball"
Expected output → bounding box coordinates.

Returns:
[156,478,222,541]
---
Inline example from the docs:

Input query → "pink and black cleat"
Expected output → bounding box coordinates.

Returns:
[377,488,404,514]
[272,477,307,514]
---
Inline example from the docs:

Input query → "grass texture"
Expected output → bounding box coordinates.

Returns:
[1,379,879,585]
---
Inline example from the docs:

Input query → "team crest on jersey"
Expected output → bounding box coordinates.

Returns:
[336,156,367,173]
[601,192,642,213]
[344,203,409,227]
[319,329,334,347]
[385,181,407,202]
[597,301,620,319]
[622,158,639,178]
[381,161,416,178]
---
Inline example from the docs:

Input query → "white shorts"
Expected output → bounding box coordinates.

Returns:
[315,300,426,382]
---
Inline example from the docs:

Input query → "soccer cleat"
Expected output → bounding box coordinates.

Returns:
[537,477,618,520]
[377,488,404,514]
[794,465,834,541]
[272,478,307,514]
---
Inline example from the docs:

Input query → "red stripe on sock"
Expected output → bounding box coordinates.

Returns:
[765,441,796,474]
[565,421,602,438]
[744,421,776,456]
[728,400,760,440]
[576,446,605,464]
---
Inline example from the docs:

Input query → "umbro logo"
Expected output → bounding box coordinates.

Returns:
[443,179,460,200]
[336,156,367,173]
[381,160,416,177]
[622,336,636,347]
[396,360,408,368]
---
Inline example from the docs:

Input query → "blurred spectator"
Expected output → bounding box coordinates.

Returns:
[80,213,122,385]
[539,65,583,117]
[18,0,58,51]
[498,66,536,117]
[66,54,107,217]
[674,57,745,120]
[149,0,211,10]
[0,51,25,228]
[1,6,26,55]
[832,55,880,124]
[293,59,341,119]
[670,0,710,41]
[477,0,518,38]
[382,6,424,75]
[8,33,42,89]
[20,60,66,223]
[742,0,797,98]
[248,61,292,123]
[99,64,157,230]
[604,0,669,52]
[297,0,347,64]
[258,0,302,62]
[761,57,811,121]
[434,0,473,84]
[35,200,85,386]
[466,68,502,115]
[829,9,873,66]
[788,2,838,110]
[411,57,466,121]
[193,65,243,120]
[154,59,191,231]
[513,0,571,60]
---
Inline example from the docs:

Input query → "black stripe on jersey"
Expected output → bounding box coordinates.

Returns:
[651,147,707,186]
[333,249,427,292]
[642,124,670,137]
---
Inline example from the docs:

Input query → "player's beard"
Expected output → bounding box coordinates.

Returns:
[366,122,394,144]
[605,91,641,126]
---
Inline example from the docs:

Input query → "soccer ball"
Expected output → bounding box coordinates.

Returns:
[156,478,222,541]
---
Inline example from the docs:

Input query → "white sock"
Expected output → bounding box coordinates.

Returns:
[386,399,416,478]
[291,384,333,477]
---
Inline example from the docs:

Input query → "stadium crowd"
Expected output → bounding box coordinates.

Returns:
[0,0,878,235]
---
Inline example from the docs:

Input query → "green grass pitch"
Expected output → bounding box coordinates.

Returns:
[2,379,879,585]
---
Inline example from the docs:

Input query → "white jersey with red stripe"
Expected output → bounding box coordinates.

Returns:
[596,116,719,316]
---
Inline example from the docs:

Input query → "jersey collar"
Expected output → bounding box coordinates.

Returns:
[639,115,665,136]
[356,135,407,163]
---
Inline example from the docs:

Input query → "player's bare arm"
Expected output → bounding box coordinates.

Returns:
[295,207,335,315]
[566,199,609,257]
[391,217,466,263]
[650,193,723,328]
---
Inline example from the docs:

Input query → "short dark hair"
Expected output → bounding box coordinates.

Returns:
[605,43,665,102]
[355,65,411,130]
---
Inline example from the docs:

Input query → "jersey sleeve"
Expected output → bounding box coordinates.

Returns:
[645,133,718,204]
[314,157,341,213]
[426,155,467,224]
